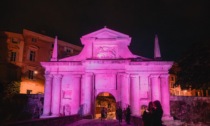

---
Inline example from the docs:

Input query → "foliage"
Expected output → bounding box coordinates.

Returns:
[1,81,20,100]
[170,40,210,90]
[170,97,210,123]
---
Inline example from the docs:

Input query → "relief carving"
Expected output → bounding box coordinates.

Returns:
[95,46,116,59]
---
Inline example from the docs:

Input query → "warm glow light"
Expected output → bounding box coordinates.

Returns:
[34,70,38,74]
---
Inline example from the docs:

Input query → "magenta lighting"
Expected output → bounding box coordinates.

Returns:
[40,27,173,120]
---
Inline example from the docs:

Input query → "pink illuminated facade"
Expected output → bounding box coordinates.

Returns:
[41,28,173,119]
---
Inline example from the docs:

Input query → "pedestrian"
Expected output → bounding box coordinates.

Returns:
[125,105,131,124]
[101,107,106,121]
[116,106,123,123]
[152,100,163,126]
[142,101,154,126]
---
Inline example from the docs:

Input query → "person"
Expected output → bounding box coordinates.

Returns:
[142,101,154,126]
[101,107,106,121]
[152,100,163,126]
[116,106,123,123]
[123,108,126,120]
[125,105,131,124]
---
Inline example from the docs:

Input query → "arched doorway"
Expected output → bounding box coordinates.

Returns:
[95,92,116,119]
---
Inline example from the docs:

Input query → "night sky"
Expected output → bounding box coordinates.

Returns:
[0,0,209,61]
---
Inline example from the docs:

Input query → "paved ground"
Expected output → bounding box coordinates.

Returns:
[66,119,210,126]
[65,119,134,126]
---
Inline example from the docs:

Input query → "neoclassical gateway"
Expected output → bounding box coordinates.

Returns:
[41,27,173,120]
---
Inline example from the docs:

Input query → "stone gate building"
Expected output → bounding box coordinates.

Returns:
[41,27,173,119]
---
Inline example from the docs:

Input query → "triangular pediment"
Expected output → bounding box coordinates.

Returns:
[81,27,130,39]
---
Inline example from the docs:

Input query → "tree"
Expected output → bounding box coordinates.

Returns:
[170,40,210,90]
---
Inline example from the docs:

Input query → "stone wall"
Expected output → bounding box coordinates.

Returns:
[170,96,210,123]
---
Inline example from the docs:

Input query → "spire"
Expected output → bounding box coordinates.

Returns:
[154,34,161,60]
[51,36,58,61]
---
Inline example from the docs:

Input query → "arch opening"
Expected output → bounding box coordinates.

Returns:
[95,92,116,119]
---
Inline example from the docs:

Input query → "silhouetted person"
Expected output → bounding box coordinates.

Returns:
[125,105,131,124]
[142,101,154,126]
[152,100,163,126]
[123,108,126,120]
[101,107,106,121]
[116,106,123,123]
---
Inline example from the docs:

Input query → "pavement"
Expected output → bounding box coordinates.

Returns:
[65,119,210,126]
[65,119,134,126]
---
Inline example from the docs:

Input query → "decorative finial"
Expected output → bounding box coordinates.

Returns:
[51,36,58,61]
[154,34,162,60]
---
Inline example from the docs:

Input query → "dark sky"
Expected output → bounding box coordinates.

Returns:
[0,0,209,61]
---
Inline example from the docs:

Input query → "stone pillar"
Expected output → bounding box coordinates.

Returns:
[42,74,53,116]
[51,74,62,116]
[81,73,93,115]
[139,74,149,110]
[121,73,130,109]
[150,75,161,102]
[130,74,140,116]
[74,75,81,114]
[160,74,171,118]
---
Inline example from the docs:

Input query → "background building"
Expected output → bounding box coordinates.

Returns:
[0,29,82,94]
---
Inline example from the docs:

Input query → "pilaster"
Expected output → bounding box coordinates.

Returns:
[51,74,63,116]
[42,74,53,116]
[130,74,140,116]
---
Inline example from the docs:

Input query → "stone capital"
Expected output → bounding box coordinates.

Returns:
[53,74,63,79]
[130,74,139,78]
[44,74,53,79]
[149,74,160,78]
[160,74,169,78]
[82,72,93,77]
[73,74,82,78]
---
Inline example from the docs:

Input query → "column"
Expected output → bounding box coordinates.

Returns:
[150,75,161,102]
[73,75,81,114]
[51,74,62,116]
[42,74,53,116]
[130,74,140,116]
[121,73,130,109]
[160,74,171,117]
[81,73,93,115]
[139,75,149,110]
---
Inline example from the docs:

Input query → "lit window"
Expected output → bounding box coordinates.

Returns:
[28,70,34,79]
[29,51,36,61]
[26,90,32,94]
[10,52,16,61]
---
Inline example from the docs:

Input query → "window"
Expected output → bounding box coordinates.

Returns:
[32,38,37,42]
[65,47,73,54]
[26,90,32,94]
[10,52,16,61]
[28,70,34,79]
[29,51,36,61]
[11,38,20,44]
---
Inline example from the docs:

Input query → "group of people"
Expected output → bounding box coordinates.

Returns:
[142,100,163,126]
[101,105,132,124]
[116,105,131,124]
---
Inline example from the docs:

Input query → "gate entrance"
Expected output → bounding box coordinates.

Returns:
[95,92,116,119]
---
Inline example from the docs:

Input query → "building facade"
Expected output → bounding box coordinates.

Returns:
[0,29,82,94]
[41,28,173,119]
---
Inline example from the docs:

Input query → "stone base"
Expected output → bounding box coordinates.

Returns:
[162,115,174,121]
[40,115,59,118]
